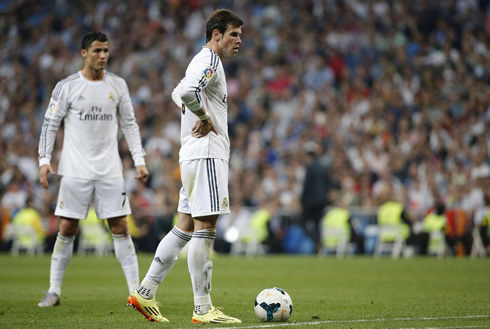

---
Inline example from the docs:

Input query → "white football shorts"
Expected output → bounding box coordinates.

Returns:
[178,158,230,217]
[55,176,131,220]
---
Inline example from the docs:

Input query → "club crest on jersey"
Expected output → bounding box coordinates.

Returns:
[109,92,116,102]
[222,197,228,209]
[204,68,213,79]
[59,201,64,209]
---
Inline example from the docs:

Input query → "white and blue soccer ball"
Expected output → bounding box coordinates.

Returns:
[254,287,293,322]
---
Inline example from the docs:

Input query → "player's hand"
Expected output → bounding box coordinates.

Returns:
[192,118,217,138]
[39,164,55,189]
[135,165,149,183]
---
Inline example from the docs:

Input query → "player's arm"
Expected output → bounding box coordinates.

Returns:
[172,78,212,123]
[173,81,217,137]
[178,63,218,137]
[38,81,69,189]
[171,79,184,109]
[179,72,213,120]
[117,80,148,183]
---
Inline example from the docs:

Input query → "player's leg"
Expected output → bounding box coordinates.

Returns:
[95,177,139,294]
[107,216,139,293]
[183,159,241,323]
[189,214,240,323]
[37,218,79,307]
[39,177,92,307]
[128,189,193,323]
[188,215,218,316]
[137,210,193,299]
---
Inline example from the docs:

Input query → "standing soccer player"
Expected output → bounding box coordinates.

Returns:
[127,9,243,323]
[37,32,149,307]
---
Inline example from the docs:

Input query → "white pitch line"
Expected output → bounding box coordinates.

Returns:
[209,314,490,329]
[399,326,488,329]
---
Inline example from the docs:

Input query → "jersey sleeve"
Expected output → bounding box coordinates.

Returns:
[172,78,184,109]
[179,52,218,112]
[38,81,70,167]
[117,79,146,167]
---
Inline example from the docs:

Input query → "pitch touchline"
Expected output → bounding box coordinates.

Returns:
[400,326,488,329]
[209,315,490,329]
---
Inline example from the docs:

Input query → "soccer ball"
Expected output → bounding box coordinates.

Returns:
[254,287,293,322]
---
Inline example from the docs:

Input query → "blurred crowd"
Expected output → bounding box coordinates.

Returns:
[0,0,489,254]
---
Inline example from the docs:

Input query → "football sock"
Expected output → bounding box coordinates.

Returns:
[188,228,216,315]
[138,227,192,299]
[113,233,139,294]
[48,233,75,296]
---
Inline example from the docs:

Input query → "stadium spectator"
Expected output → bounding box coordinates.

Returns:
[37,32,149,307]
[321,190,365,255]
[246,194,283,254]
[473,184,490,254]
[8,197,46,254]
[1,177,27,216]
[128,185,160,252]
[377,184,429,255]
[214,191,252,253]
[300,141,331,249]
[422,199,449,256]
[0,205,12,251]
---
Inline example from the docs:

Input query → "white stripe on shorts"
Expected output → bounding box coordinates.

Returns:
[206,159,219,212]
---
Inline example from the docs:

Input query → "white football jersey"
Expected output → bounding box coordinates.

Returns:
[172,47,230,162]
[38,71,146,179]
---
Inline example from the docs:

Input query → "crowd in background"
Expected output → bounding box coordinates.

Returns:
[0,0,489,254]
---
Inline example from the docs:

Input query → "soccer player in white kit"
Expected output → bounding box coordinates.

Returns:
[37,32,149,307]
[128,9,243,323]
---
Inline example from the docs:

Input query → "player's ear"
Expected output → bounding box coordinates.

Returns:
[213,29,221,41]
[80,49,87,58]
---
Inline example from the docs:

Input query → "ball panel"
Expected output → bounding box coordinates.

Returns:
[254,287,293,322]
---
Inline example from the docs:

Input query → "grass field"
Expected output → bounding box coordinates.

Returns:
[0,254,489,329]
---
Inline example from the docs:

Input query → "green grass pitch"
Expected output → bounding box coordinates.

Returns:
[0,254,489,328]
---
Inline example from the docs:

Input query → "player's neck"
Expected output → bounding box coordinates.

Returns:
[81,67,105,81]
[204,42,221,59]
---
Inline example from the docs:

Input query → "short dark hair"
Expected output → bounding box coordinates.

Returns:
[205,9,243,42]
[81,32,109,50]
[435,202,446,215]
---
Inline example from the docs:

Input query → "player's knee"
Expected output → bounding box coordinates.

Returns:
[177,212,194,232]
[107,216,129,235]
[58,217,79,236]
[194,215,218,230]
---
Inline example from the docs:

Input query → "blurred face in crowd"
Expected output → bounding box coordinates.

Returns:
[215,25,242,59]
[81,40,109,72]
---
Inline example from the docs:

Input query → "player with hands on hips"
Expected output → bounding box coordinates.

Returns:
[128,9,243,324]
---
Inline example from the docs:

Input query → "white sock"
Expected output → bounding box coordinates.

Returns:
[113,233,139,294]
[48,233,75,296]
[138,227,191,299]
[188,229,216,315]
